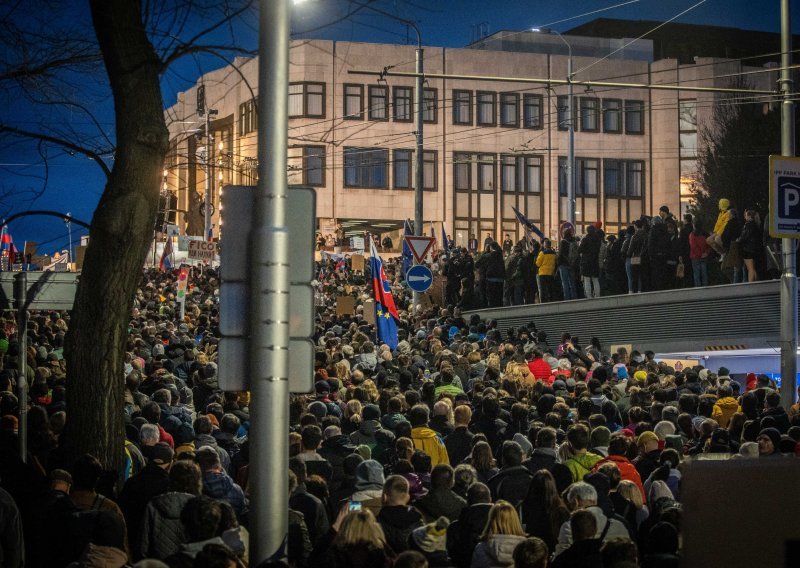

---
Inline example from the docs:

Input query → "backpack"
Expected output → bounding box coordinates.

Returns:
[64,495,107,562]
[568,240,580,267]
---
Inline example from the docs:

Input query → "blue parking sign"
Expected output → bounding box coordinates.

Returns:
[770,156,800,238]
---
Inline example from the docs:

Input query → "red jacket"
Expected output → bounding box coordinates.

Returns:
[528,358,553,381]
[593,454,645,502]
[689,232,711,261]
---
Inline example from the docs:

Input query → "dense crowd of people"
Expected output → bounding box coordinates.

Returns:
[0,236,798,568]
[437,201,778,309]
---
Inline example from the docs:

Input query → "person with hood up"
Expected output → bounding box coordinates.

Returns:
[563,424,603,483]
[347,459,386,517]
[350,404,384,450]
[469,500,527,568]
[409,404,450,467]
[711,383,741,428]
[475,242,506,308]
[377,475,424,554]
[164,496,227,568]
[707,198,732,256]
[757,427,783,457]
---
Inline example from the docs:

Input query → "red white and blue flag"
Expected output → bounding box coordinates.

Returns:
[159,237,174,271]
[369,238,399,349]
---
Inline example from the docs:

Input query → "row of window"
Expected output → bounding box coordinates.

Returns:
[557,157,644,197]
[298,147,643,199]
[281,82,645,135]
[556,97,644,134]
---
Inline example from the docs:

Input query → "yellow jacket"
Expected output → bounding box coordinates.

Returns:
[713,210,730,235]
[712,397,741,428]
[536,250,557,277]
[411,426,450,467]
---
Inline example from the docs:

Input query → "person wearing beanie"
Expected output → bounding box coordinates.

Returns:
[410,516,452,567]
[589,427,611,458]
[757,428,782,457]
[350,404,384,450]
[348,459,385,516]
[711,383,740,428]
[633,431,662,481]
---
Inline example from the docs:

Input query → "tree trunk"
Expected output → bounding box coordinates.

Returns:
[64,0,168,472]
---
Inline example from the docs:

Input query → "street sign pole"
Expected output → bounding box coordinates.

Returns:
[779,0,797,410]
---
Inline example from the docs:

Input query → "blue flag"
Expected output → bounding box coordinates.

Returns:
[512,206,545,240]
[370,239,399,349]
[441,222,449,253]
[401,219,413,278]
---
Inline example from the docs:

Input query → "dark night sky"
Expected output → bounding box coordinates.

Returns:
[3,0,798,253]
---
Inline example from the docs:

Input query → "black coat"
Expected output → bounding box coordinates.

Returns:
[486,466,533,506]
[579,231,602,277]
[737,220,763,258]
[414,489,467,522]
[550,538,604,568]
[445,426,474,468]
[446,503,492,568]
[522,450,574,494]
[319,435,357,493]
[118,463,170,547]
[377,505,424,554]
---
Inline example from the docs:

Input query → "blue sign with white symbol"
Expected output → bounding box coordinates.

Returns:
[770,156,800,238]
[406,264,433,292]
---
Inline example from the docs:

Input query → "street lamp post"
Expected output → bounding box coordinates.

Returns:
[203,108,218,241]
[535,28,575,228]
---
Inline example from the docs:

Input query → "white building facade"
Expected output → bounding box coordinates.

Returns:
[163,36,776,246]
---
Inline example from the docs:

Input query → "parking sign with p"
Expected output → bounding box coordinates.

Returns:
[770,156,800,238]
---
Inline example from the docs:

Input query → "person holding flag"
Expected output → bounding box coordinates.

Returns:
[369,237,399,350]
[159,235,174,271]
[512,206,545,250]
[401,219,413,279]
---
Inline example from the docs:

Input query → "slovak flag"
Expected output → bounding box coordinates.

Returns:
[369,238,399,349]
[159,236,174,271]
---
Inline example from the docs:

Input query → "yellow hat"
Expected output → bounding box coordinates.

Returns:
[633,370,648,382]
[719,198,730,210]
[637,430,659,447]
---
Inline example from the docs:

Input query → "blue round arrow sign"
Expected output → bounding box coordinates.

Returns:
[406,264,433,292]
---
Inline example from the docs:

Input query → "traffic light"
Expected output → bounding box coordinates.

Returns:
[177,266,188,301]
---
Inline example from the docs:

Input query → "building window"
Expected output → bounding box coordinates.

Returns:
[624,100,644,134]
[423,88,437,123]
[604,159,644,197]
[289,82,325,118]
[626,161,643,197]
[344,84,363,120]
[523,94,543,129]
[239,99,256,135]
[454,152,471,190]
[679,99,698,131]
[558,157,568,196]
[580,97,599,132]
[393,150,437,191]
[477,154,495,191]
[602,99,622,133]
[344,147,388,188]
[500,93,519,127]
[524,156,542,193]
[393,150,412,189]
[577,158,599,196]
[303,146,325,187]
[477,91,496,126]
[501,155,518,192]
[453,90,472,125]
[557,95,569,130]
[423,150,436,190]
[368,85,389,121]
[393,86,413,122]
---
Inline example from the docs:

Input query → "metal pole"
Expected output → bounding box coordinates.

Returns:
[566,45,576,228]
[13,272,27,463]
[780,0,797,411]
[66,215,73,264]
[204,111,212,242]
[413,45,424,314]
[251,0,290,563]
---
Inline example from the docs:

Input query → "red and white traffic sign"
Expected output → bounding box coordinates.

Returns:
[404,235,436,263]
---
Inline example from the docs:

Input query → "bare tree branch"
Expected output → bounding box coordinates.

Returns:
[0,125,111,178]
